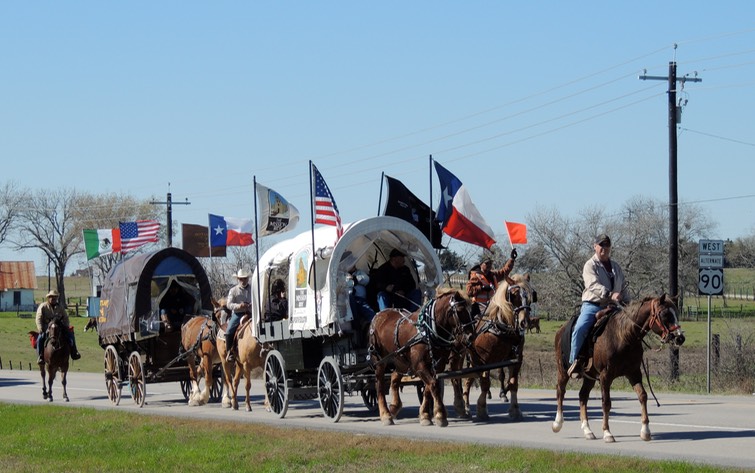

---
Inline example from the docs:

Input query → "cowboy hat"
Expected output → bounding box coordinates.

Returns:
[46,290,60,298]
[236,268,251,279]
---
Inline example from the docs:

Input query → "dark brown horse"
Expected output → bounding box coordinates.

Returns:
[29,318,70,402]
[369,289,474,427]
[451,274,532,421]
[180,312,220,406]
[552,294,685,442]
[213,299,268,411]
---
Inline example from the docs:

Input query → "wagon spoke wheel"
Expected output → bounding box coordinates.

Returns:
[360,381,378,413]
[264,350,288,418]
[318,357,344,422]
[180,379,191,401]
[104,345,122,406]
[128,351,146,408]
[209,365,224,403]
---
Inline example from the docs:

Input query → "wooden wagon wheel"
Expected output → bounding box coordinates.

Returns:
[317,357,344,422]
[209,365,224,403]
[360,381,378,413]
[264,350,288,419]
[103,345,122,406]
[179,379,191,401]
[127,351,146,407]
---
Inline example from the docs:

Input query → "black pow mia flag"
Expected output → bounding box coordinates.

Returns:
[383,175,443,249]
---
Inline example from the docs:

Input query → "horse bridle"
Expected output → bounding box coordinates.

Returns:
[507,285,532,332]
[646,298,681,343]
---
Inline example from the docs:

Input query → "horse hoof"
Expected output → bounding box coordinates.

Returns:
[246,406,252,413]
[381,417,395,426]
[641,429,652,441]
[552,421,563,433]
[420,418,433,427]
[435,418,448,428]
[477,412,490,422]
[603,433,615,443]
[585,432,596,440]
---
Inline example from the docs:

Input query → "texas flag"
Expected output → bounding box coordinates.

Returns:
[209,214,254,247]
[434,161,496,249]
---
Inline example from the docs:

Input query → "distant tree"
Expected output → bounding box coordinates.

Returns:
[725,236,755,269]
[12,188,82,305]
[71,192,161,283]
[438,249,465,273]
[0,181,25,245]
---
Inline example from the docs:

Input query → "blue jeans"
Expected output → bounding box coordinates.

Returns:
[377,288,422,311]
[226,312,242,346]
[350,294,376,323]
[569,302,601,363]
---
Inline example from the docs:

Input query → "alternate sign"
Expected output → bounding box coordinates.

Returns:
[698,239,724,296]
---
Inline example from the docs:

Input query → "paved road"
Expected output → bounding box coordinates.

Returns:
[1,369,754,470]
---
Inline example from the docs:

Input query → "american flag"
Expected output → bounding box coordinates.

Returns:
[311,163,343,239]
[119,219,160,253]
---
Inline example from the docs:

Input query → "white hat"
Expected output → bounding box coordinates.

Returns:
[236,268,251,278]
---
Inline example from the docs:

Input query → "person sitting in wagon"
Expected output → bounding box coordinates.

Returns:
[372,248,422,311]
[35,290,81,363]
[159,281,192,331]
[264,279,288,322]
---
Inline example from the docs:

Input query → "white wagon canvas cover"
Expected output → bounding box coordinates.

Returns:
[251,216,442,334]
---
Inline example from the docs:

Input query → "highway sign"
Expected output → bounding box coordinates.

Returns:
[699,254,724,268]
[698,268,724,296]
[699,239,724,255]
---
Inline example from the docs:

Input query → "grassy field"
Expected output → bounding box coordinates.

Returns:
[0,403,744,473]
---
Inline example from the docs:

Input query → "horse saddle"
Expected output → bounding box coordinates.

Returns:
[559,306,620,369]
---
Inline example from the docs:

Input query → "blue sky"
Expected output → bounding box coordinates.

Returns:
[2,2,754,272]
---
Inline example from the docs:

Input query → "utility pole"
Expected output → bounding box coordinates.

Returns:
[640,52,701,380]
[150,184,191,247]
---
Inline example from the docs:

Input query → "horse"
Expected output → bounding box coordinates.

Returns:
[552,294,685,442]
[368,289,475,427]
[213,299,268,412]
[29,318,70,402]
[451,274,532,421]
[527,317,541,334]
[180,311,221,406]
[84,317,98,333]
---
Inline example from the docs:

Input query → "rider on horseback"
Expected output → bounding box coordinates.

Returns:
[225,268,252,362]
[466,248,518,317]
[567,234,630,378]
[35,290,81,363]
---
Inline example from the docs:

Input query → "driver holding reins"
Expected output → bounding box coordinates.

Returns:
[35,290,81,363]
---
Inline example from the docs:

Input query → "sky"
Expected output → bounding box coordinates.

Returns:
[2,2,755,274]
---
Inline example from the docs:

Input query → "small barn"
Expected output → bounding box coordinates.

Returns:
[0,261,38,311]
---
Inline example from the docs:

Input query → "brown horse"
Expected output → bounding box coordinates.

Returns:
[29,318,70,402]
[180,312,220,406]
[451,274,532,421]
[369,289,475,427]
[213,299,268,411]
[552,294,685,442]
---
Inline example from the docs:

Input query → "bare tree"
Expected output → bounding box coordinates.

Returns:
[13,188,82,305]
[72,192,161,284]
[526,197,713,320]
[0,181,25,245]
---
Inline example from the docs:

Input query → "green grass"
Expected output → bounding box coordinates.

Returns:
[0,403,743,473]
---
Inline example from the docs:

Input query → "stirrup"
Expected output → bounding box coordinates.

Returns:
[226,350,235,362]
[71,351,81,360]
[37,355,43,364]
[567,360,583,379]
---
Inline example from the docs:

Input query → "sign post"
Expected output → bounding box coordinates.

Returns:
[698,239,724,394]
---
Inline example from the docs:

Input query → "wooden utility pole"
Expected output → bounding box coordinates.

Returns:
[150,186,191,247]
[640,55,701,380]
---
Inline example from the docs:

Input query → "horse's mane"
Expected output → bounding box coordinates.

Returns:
[484,280,515,325]
[613,296,655,346]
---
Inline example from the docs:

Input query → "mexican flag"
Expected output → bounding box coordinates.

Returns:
[83,228,121,260]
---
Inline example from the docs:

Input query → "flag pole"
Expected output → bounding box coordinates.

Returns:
[207,214,213,273]
[377,172,385,216]
[253,176,263,323]
[428,155,433,250]
[309,161,320,328]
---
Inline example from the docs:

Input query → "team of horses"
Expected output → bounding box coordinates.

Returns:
[38,273,686,443]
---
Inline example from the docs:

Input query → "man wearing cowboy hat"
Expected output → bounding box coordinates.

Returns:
[225,268,252,362]
[35,289,81,363]
[466,249,518,317]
